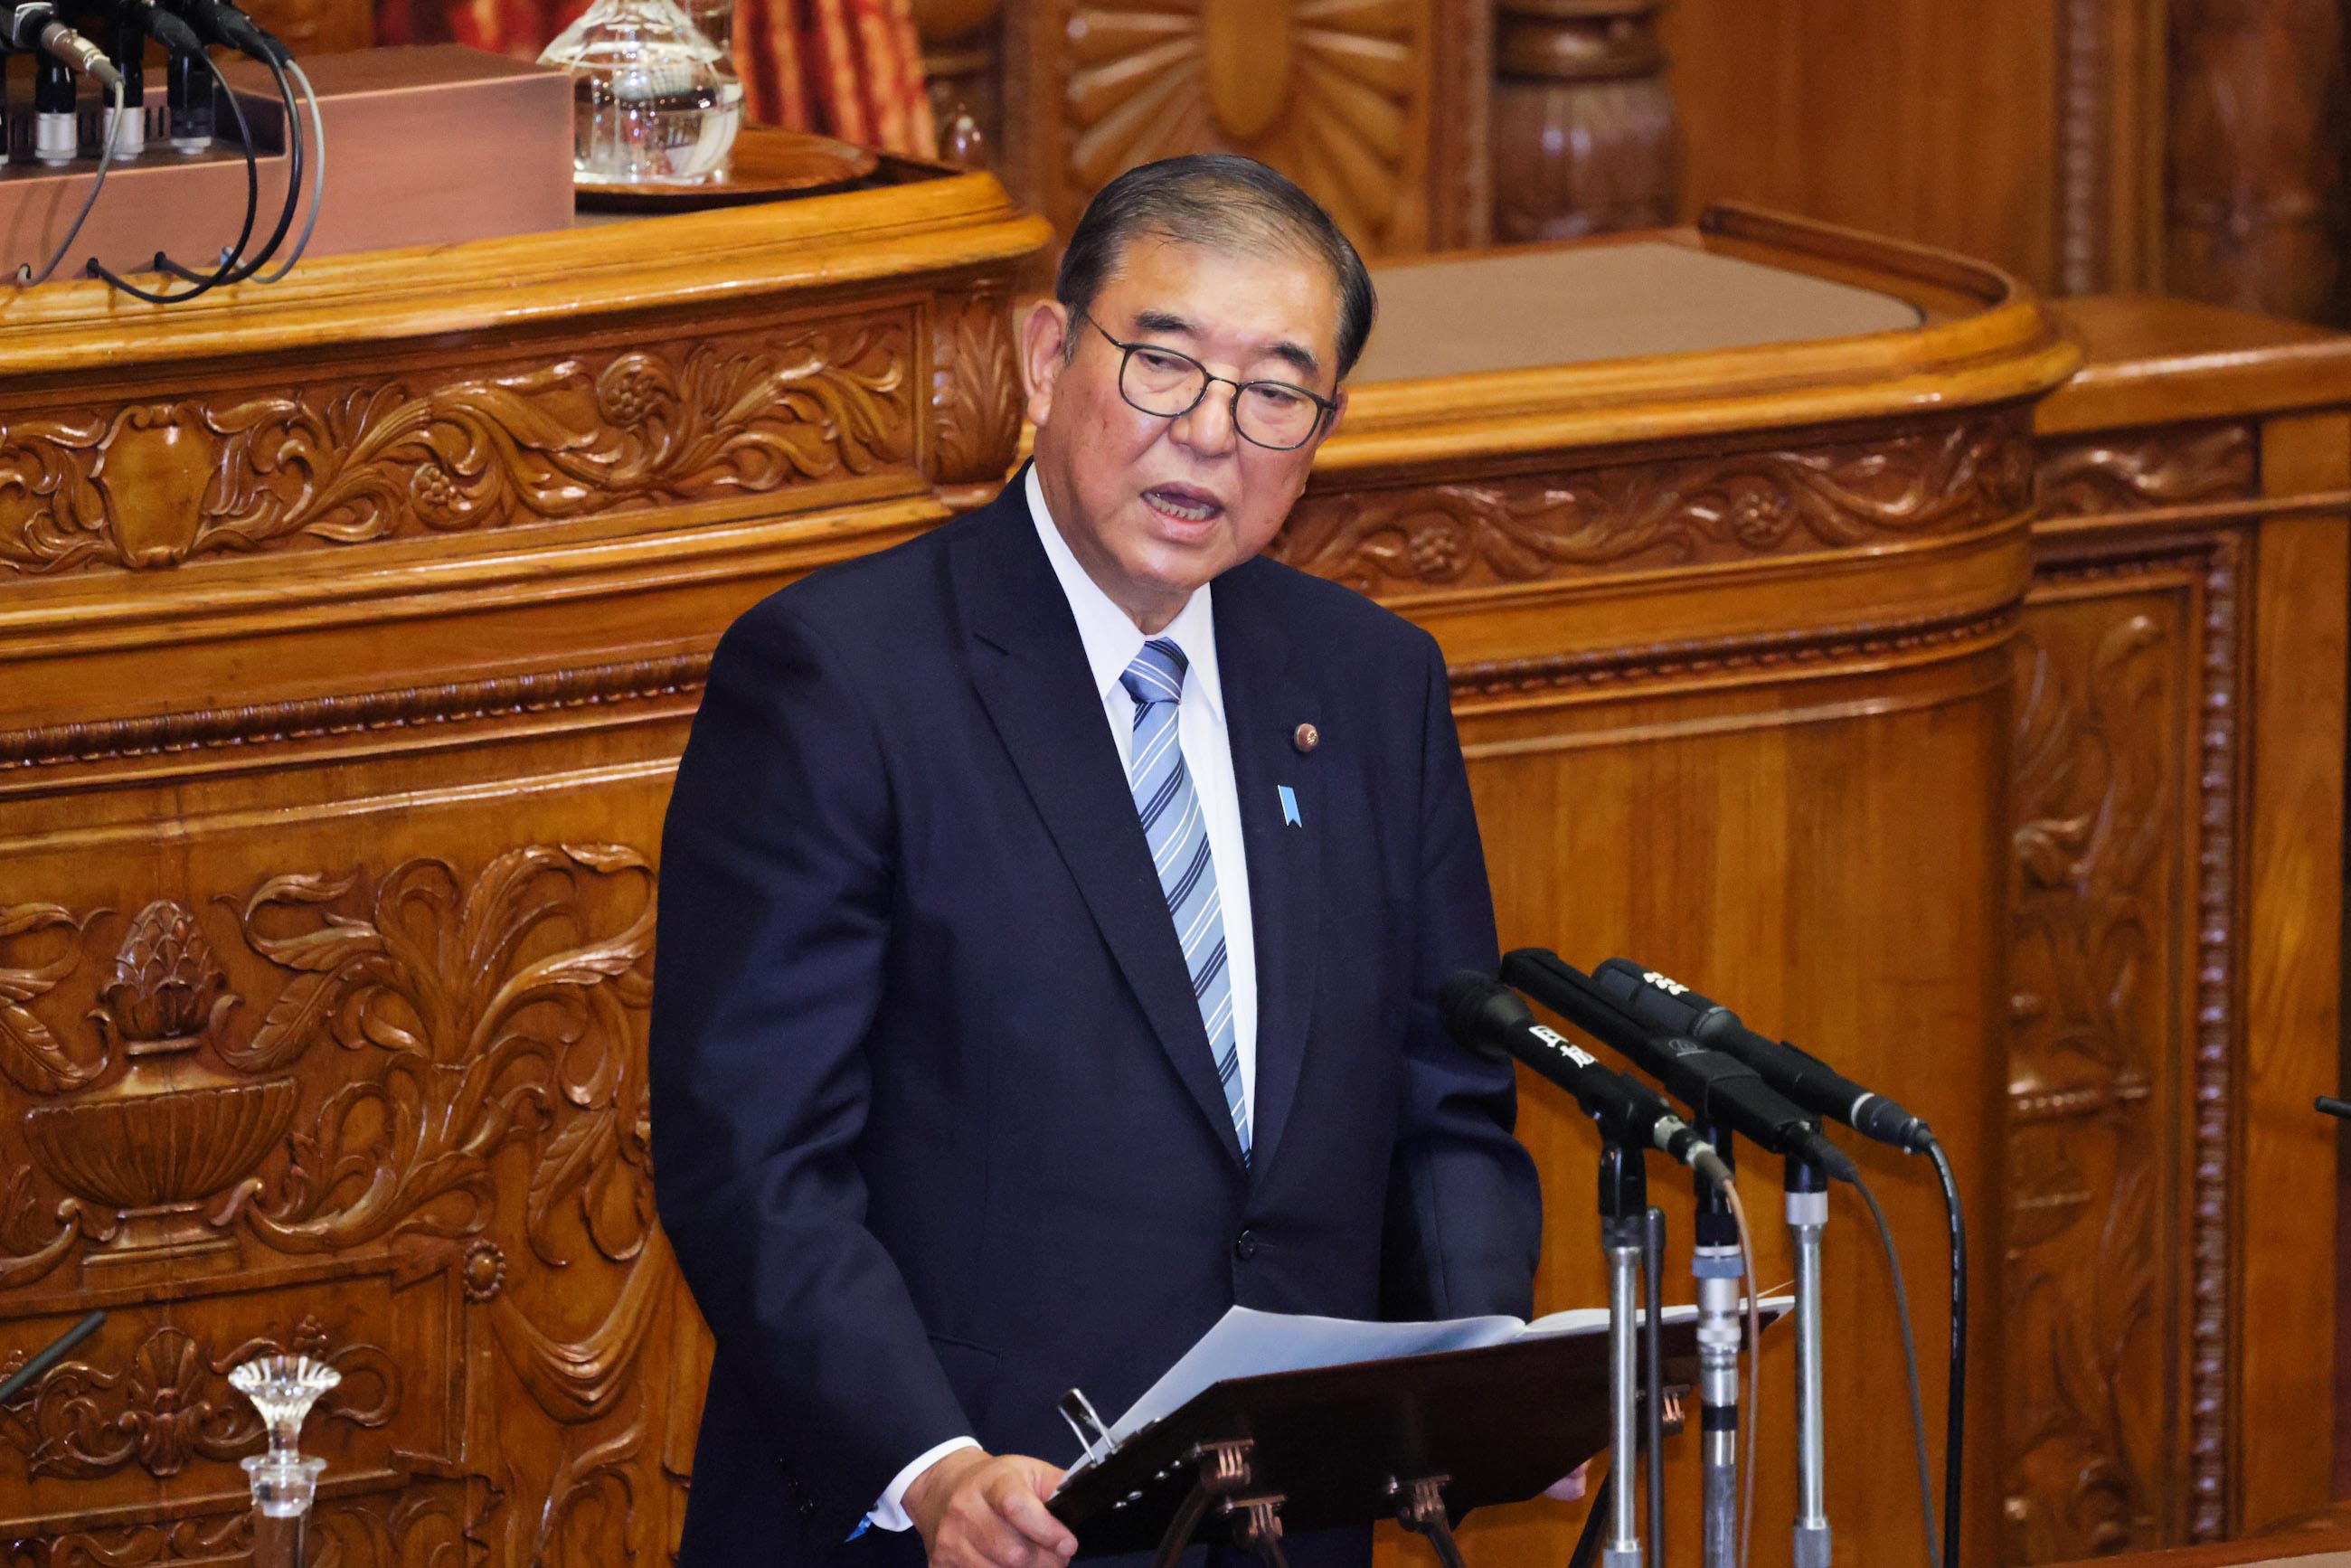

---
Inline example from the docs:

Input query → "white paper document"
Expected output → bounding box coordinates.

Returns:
[1059,1298,1782,1489]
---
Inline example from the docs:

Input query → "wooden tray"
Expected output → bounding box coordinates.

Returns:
[574,126,881,212]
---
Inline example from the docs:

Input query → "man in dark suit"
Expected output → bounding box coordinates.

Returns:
[650,155,1544,1568]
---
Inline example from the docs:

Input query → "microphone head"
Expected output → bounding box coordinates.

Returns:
[1598,955,1743,1040]
[1438,969,1532,1055]
[144,3,200,48]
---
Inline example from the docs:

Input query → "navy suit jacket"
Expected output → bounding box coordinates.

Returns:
[649,475,1543,1568]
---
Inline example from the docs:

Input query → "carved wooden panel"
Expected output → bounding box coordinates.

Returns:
[0,833,694,1567]
[0,314,918,579]
[0,160,1039,1568]
[1005,0,1473,254]
[1274,415,2036,594]
[2005,526,2248,1562]
[2037,423,2259,519]
[930,280,1026,486]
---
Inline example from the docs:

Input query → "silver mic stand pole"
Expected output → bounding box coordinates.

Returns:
[1598,1135,1647,1568]
[1788,1151,1831,1568]
[1691,1124,1742,1568]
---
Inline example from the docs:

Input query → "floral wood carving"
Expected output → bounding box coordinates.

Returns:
[1271,416,2035,594]
[0,846,678,1566]
[0,1316,393,1481]
[2005,596,2174,1561]
[0,902,102,1096]
[212,844,656,1256]
[8,1509,250,1567]
[930,287,1023,485]
[0,903,103,1285]
[2002,535,2247,1557]
[0,319,913,577]
[18,900,296,1262]
[2036,423,2257,520]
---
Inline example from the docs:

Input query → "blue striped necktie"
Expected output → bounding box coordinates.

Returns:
[1121,638,1250,1161]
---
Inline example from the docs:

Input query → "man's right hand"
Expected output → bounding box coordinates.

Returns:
[904,1447,1077,1568]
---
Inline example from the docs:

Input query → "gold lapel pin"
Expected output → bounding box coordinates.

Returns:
[1292,723,1319,755]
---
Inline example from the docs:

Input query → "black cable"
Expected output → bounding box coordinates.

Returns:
[1853,1169,1940,1568]
[1567,1466,1611,1568]
[156,44,296,282]
[212,48,297,279]
[87,43,258,300]
[0,1309,105,1402]
[248,54,320,281]
[1927,1138,1966,1568]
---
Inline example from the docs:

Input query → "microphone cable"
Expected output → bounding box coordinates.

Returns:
[146,30,297,283]
[244,54,318,280]
[88,35,260,300]
[210,46,297,279]
[17,71,124,285]
[1926,1137,1967,1568]
[1851,1167,1940,1568]
[1721,1173,1761,1568]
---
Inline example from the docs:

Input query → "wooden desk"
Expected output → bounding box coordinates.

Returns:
[1322,239,2350,1568]
[1323,207,2077,1568]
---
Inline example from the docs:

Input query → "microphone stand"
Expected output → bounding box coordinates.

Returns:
[1598,1130,1647,1568]
[1692,1122,1742,1568]
[1642,1204,1667,1568]
[1787,1150,1830,1568]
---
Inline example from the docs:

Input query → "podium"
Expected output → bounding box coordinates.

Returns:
[1051,1322,1715,1564]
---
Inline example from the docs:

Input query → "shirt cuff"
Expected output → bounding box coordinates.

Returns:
[867,1436,982,1532]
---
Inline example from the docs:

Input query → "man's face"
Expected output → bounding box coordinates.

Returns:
[1023,236,1349,633]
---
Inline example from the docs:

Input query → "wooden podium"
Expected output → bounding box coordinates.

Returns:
[0,192,2339,1568]
[0,167,1045,1565]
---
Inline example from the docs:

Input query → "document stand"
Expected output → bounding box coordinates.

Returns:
[1051,1323,1715,1564]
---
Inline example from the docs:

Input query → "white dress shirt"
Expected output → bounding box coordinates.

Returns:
[865,468,1260,1531]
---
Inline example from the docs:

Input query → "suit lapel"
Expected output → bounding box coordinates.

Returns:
[1216,562,1321,1176]
[953,481,1249,1167]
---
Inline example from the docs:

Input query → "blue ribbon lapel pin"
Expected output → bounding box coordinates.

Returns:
[1277,785,1301,827]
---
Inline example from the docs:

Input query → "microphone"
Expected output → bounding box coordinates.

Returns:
[155,0,281,61]
[7,4,125,86]
[85,0,210,153]
[100,4,145,158]
[1440,971,1732,1188]
[31,52,78,164]
[1500,948,1859,1183]
[1594,958,1936,1154]
[97,0,213,153]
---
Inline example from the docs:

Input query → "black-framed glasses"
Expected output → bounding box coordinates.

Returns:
[1079,313,1337,451]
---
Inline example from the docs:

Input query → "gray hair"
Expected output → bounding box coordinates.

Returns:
[1054,155,1377,381]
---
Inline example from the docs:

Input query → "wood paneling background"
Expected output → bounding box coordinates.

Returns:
[1661,0,2072,292]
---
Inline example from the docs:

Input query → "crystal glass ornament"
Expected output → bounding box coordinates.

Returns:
[539,0,744,186]
[230,1355,341,1519]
